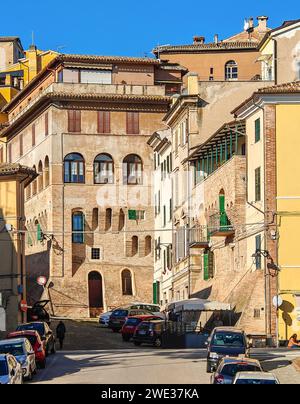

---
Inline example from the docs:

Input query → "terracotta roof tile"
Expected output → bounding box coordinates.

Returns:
[0,163,37,177]
[257,81,300,93]
[153,41,259,54]
[59,54,159,65]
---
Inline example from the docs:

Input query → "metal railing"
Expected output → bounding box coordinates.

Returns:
[209,212,234,234]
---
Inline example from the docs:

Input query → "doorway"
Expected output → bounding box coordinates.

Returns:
[88,272,103,318]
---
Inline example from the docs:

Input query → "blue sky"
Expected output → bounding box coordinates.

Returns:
[1,0,299,57]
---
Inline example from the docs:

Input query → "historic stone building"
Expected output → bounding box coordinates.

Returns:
[1,54,183,318]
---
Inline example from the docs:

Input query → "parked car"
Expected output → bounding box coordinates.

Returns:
[133,319,166,347]
[0,354,23,384]
[206,327,251,373]
[109,308,153,332]
[122,315,162,341]
[233,372,280,385]
[211,357,263,384]
[99,311,112,327]
[0,338,37,381]
[16,322,56,356]
[27,300,51,325]
[128,303,163,318]
[7,330,46,369]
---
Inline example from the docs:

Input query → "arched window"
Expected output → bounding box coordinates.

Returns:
[32,165,37,196]
[145,236,152,256]
[44,156,49,188]
[105,208,112,231]
[94,153,114,184]
[123,154,143,185]
[225,61,238,80]
[119,209,125,231]
[38,161,43,193]
[64,153,85,183]
[122,269,133,296]
[132,236,138,256]
[72,211,84,244]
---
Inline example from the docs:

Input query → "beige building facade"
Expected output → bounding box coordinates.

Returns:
[1,54,183,318]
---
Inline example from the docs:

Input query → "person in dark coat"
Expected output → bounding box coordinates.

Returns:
[56,321,66,350]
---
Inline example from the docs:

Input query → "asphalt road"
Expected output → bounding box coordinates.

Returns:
[33,348,300,385]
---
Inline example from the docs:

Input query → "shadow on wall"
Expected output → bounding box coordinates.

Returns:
[26,240,51,305]
[0,206,19,331]
[280,300,295,341]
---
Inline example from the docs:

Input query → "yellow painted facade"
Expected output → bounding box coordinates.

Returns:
[276,104,300,341]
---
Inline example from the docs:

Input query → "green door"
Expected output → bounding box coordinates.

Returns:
[219,194,227,229]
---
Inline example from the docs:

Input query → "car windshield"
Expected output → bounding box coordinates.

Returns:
[143,305,160,312]
[17,323,44,337]
[126,318,141,326]
[212,332,244,347]
[112,310,128,317]
[221,364,261,377]
[0,343,24,356]
[236,379,277,385]
[0,360,8,376]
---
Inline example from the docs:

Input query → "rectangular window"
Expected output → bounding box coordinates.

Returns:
[169,198,172,221]
[255,235,262,270]
[97,111,111,134]
[255,118,261,143]
[62,68,79,83]
[45,112,49,136]
[32,124,36,147]
[72,213,84,244]
[8,143,12,163]
[68,110,81,133]
[91,248,101,260]
[126,112,139,134]
[255,167,261,202]
[163,206,166,227]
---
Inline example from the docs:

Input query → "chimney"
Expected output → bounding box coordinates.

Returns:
[193,36,205,45]
[187,72,198,95]
[214,34,219,44]
[257,16,269,32]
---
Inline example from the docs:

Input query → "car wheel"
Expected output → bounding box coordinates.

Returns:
[39,359,46,369]
[134,341,141,346]
[206,363,213,373]
[153,338,162,348]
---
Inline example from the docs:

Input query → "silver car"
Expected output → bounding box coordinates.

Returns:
[99,311,112,327]
[0,354,23,384]
[0,338,37,381]
[233,372,280,384]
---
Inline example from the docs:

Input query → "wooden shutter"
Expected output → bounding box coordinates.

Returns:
[45,112,49,136]
[203,252,209,281]
[127,112,139,134]
[68,110,81,132]
[32,124,36,146]
[19,133,23,157]
[255,167,261,202]
[98,111,110,134]
[255,118,261,143]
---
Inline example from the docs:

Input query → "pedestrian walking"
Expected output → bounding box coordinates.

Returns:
[56,321,66,350]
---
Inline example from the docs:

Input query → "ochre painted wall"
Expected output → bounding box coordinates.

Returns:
[276,104,300,340]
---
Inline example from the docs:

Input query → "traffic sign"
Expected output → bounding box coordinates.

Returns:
[20,300,28,313]
[37,276,47,286]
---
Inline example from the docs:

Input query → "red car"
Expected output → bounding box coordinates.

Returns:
[7,330,46,369]
[121,315,161,342]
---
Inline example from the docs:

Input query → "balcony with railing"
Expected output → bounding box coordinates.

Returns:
[189,226,210,249]
[208,212,235,237]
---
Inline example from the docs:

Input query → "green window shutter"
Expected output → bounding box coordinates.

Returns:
[204,252,209,281]
[255,118,261,143]
[128,210,137,220]
[153,282,159,304]
[255,167,261,202]
[208,251,214,279]
[37,224,42,242]
[219,194,228,228]
[255,235,262,269]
